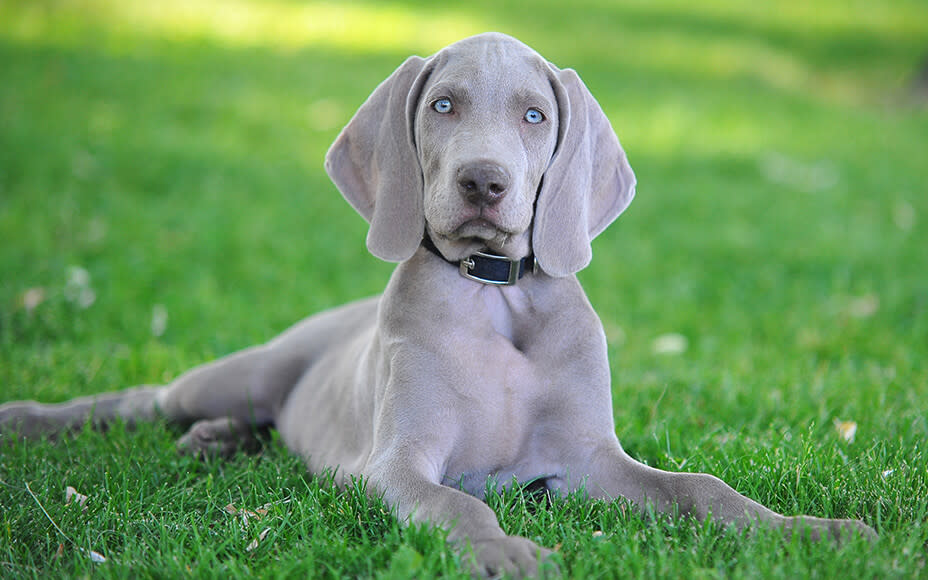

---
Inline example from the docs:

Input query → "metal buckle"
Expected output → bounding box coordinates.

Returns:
[459,251,521,286]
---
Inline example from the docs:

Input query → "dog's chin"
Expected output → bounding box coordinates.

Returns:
[427,221,530,261]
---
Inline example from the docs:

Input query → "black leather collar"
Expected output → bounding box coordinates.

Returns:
[422,235,535,286]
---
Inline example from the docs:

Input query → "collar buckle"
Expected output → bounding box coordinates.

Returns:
[459,251,524,286]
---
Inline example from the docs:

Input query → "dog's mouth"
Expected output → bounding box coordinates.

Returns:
[428,217,526,260]
[453,218,501,239]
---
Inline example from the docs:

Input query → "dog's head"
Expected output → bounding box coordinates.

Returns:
[325,32,636,277]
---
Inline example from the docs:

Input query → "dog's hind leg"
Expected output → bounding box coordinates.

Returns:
[1,298,379,441]
[152,343,304,426]
[0,342,303,441]
[156,343,312,455]
[0,384,164,439]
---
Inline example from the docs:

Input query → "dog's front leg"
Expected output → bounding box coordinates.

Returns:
[363,458,555,578]
[583,440,876,542]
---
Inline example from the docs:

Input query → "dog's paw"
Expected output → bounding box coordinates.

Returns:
[826,518,878,543]
[787,516,877,544]
[0,401,68,439]
[0,402,32,439]
[466,536,558,578]
[176,417,260,459]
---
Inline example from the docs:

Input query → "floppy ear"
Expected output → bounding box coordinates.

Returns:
[532,67,636,277]
[324,56,432,262]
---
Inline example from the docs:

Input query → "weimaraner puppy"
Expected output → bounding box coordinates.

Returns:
[1,33,874,577]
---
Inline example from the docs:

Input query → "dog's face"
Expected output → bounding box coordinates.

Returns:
[326,32,635,277]
[414,42,559,260]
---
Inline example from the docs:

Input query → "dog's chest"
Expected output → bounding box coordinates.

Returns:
[437,287,566,492]
[479,285,531,345]
[440,373,562,497]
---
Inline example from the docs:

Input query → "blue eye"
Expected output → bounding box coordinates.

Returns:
[432,98,453,114]
[524,108,545,124]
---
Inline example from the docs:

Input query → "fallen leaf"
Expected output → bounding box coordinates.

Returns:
[21,287,46,314]
[758,152,839,193]
[246,528,272,552]
[848,294,879,318]
[79,547,107,563]
[833,418,857,443]
[151,304,168,337]
[66,266,91,288]
[259,498,291,510]
[65,486,89,509]
[225,502,267,526]
[64,266,96,309]
[652,333,688,355]
[78,288,96,309]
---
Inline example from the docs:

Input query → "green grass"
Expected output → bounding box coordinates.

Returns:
[1,0,926,577]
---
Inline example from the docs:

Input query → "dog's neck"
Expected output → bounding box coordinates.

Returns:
[421,234,535,286]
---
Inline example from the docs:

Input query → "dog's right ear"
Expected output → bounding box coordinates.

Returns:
[325,56,432,262]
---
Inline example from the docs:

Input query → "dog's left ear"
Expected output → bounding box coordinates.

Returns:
[533,66,636,277]
[325,56,433,262]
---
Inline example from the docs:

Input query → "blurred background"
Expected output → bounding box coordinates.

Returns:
[1,0,926,448]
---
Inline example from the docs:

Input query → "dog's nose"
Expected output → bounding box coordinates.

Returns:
[456,162,511,206]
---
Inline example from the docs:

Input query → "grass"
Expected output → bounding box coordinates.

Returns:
[1,0,926,577]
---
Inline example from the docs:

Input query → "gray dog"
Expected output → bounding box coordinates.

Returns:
[1,33,874,577]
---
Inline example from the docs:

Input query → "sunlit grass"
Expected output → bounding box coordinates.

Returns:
[4,0,925,103]
[0,0,489,54]
[2,0,925,160]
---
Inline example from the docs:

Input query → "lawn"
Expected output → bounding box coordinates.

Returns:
[1,0,927,577]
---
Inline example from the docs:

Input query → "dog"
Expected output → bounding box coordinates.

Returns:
[0,33,875,577]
